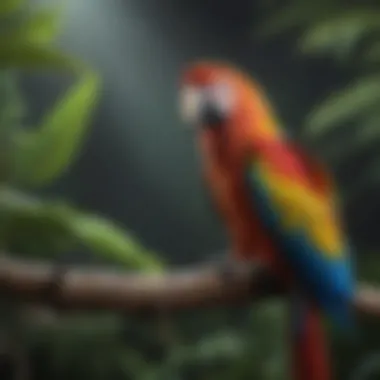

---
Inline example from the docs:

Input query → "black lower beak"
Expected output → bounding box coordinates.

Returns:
[200,102,226,128]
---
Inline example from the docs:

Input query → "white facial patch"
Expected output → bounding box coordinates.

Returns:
[179,81,235,126]
[180,86,203,125]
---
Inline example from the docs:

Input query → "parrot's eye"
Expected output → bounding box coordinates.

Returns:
[180,82,234,127]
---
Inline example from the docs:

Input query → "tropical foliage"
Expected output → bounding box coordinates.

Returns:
[2,0,380,379]
[0,0,162,269]
[0,1,163,379]
[257,0,380,202]
[0,2,291,378]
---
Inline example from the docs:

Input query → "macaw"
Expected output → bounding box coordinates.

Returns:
[178,61,355,380]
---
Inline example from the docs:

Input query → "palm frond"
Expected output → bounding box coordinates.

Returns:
[255,1,342,39]
[298,10,380,60]
[305,75,380,138]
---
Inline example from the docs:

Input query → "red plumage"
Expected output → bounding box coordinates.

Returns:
[292,306,331,380]
[180,61,353,380]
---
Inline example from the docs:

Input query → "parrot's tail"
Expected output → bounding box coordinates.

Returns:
[290,295,331,380]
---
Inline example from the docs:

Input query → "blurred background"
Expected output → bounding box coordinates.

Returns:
[1,0,380,379]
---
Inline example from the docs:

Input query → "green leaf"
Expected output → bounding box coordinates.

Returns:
[0,187,74,256]
[0,41,81,71]
[364,42,380,63]
[118,348,151,379]
[298,10,380,59]
[192,332,244,361]
[12,72,100,187]
[0,186,164,268]
[0,0,23,16]
[0,72,26,183]
[0,71,25,129]
[65,211,164,271]
[255,2,341,39]
[5,8,62,45]
[305,75,380,138]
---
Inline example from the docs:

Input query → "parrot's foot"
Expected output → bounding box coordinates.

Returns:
[217,257,282,297]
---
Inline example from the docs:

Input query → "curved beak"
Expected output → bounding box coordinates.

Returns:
[179,85,228,128]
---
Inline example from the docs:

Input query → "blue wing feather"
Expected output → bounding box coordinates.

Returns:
[245,161,354,326]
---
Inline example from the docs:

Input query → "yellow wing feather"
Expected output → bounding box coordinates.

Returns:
[256,163,343,258]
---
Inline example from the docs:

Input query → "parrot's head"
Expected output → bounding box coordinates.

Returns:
[179,60,281,145]
[179,61,241,128]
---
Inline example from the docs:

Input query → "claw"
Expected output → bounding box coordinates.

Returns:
[217,256,281,298]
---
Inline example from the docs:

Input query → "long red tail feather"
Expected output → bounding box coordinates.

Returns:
[290,299,331,380]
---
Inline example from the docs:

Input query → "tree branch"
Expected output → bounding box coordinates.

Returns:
[0,256,379,317]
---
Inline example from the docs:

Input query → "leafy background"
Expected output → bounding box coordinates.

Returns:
[1,0,380,379]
